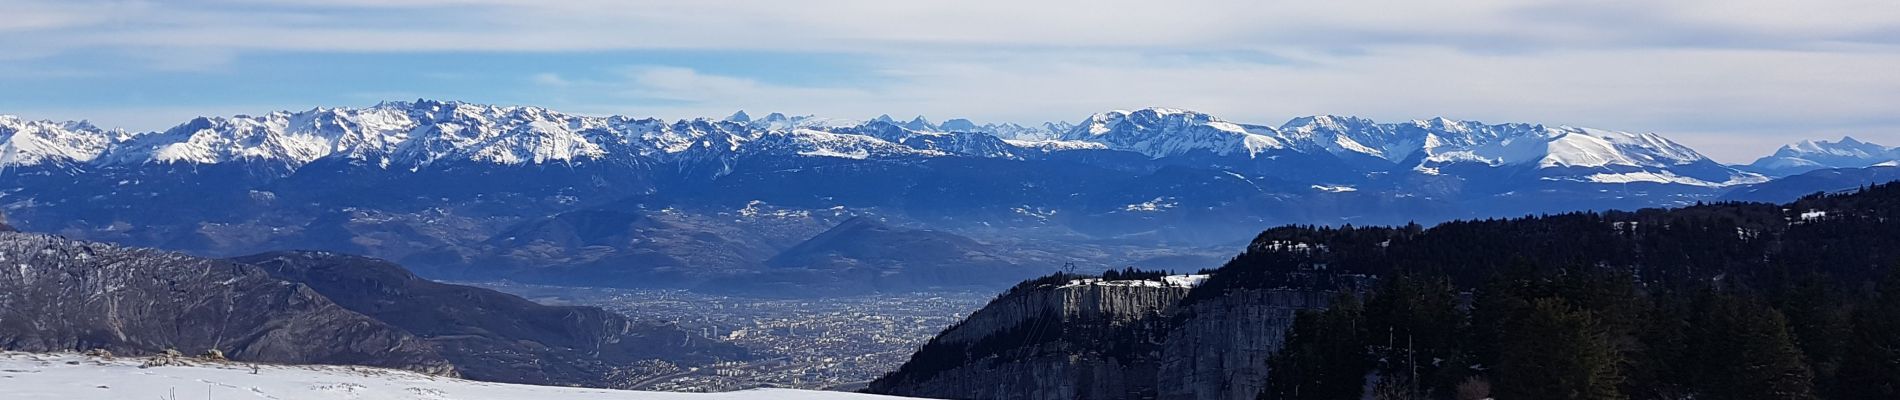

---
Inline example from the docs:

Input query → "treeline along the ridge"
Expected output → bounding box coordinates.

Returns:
[873,182,1900,399]
[1248,183,1900,400]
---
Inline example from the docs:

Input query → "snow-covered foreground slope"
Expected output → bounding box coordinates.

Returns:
[0,352,927,400]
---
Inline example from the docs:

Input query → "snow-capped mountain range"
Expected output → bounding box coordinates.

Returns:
[0,100,1770,187]
[1745,136,1900,177]
[3,100,1890,293]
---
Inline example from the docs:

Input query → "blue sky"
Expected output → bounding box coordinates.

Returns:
[4,0,1899,162]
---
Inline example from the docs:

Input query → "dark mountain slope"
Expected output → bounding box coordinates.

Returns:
[422,200,847,289]
[235,251,750,388]
[1720,165,1900,203]
[0,232,455,375]
[1198,178,1900,293]
[753,217,1028,294]
[873,180,1900,400]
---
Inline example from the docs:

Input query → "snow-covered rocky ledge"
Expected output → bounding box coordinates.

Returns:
[0,351,925,400]
[1057,274,1210,289]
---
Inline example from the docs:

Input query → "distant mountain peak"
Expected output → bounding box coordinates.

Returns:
[1748,136,1898,177]
[0,102,1769,188]
[1283,114,1378,129]
[904,116,935,131]
[939,118,979,131]
[1064,107,1286,158]
[0,115,116,167]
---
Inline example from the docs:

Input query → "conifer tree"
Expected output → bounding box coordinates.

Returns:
[1839,273,1900,400]
[1263,294,1369,400]
[1364,275,1463,395]
[1493,298,1624,400]
[1686,293,1817,400]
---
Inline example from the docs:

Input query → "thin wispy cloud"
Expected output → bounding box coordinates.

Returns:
[2,0,1898,161]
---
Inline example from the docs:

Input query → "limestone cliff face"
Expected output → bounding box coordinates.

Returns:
[936,282,1191,343]
[1157,289,1334,400]
[869,277,1338,400]
[869,280,1194,399]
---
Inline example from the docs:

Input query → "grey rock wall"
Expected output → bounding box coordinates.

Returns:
[871,280,1338,400]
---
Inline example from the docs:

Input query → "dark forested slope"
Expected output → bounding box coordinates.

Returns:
[874,181,1900,400]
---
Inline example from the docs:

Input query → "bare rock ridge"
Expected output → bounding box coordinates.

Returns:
[867,278,1196,399]
[0,231,456,375]
[868,275,1344,400]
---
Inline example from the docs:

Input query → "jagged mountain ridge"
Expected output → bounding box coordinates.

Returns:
[3,101,1867,294]
[0,116,119,168]
[0,100,1760,187]
[1745,136,1900,177]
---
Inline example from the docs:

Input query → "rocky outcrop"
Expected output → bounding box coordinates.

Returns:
[1157,289,1334,400]
[869,279,1194,400]
[0,232,455,375]
[869,278,1338,400]
[931,281,1192,343]
[234,251,751,388]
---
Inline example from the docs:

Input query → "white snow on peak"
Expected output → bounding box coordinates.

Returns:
[1122,196,1178,212]
[1789,136,1887,156]
[0,351,918,400]
[63,102,950,168]
[1552,170,1748,187]
[1,103,1764,188]
[1063,108,1284,158]
[1002,139,1107,151]
[99,102,623,167]
[758,114,864,130]
[0,116,116,167]
[1278,115,1419,161]
[1747,136,1899,176]
[1060,274,1210,289]
[769,129,937,160]
[1417,125,1709,169]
